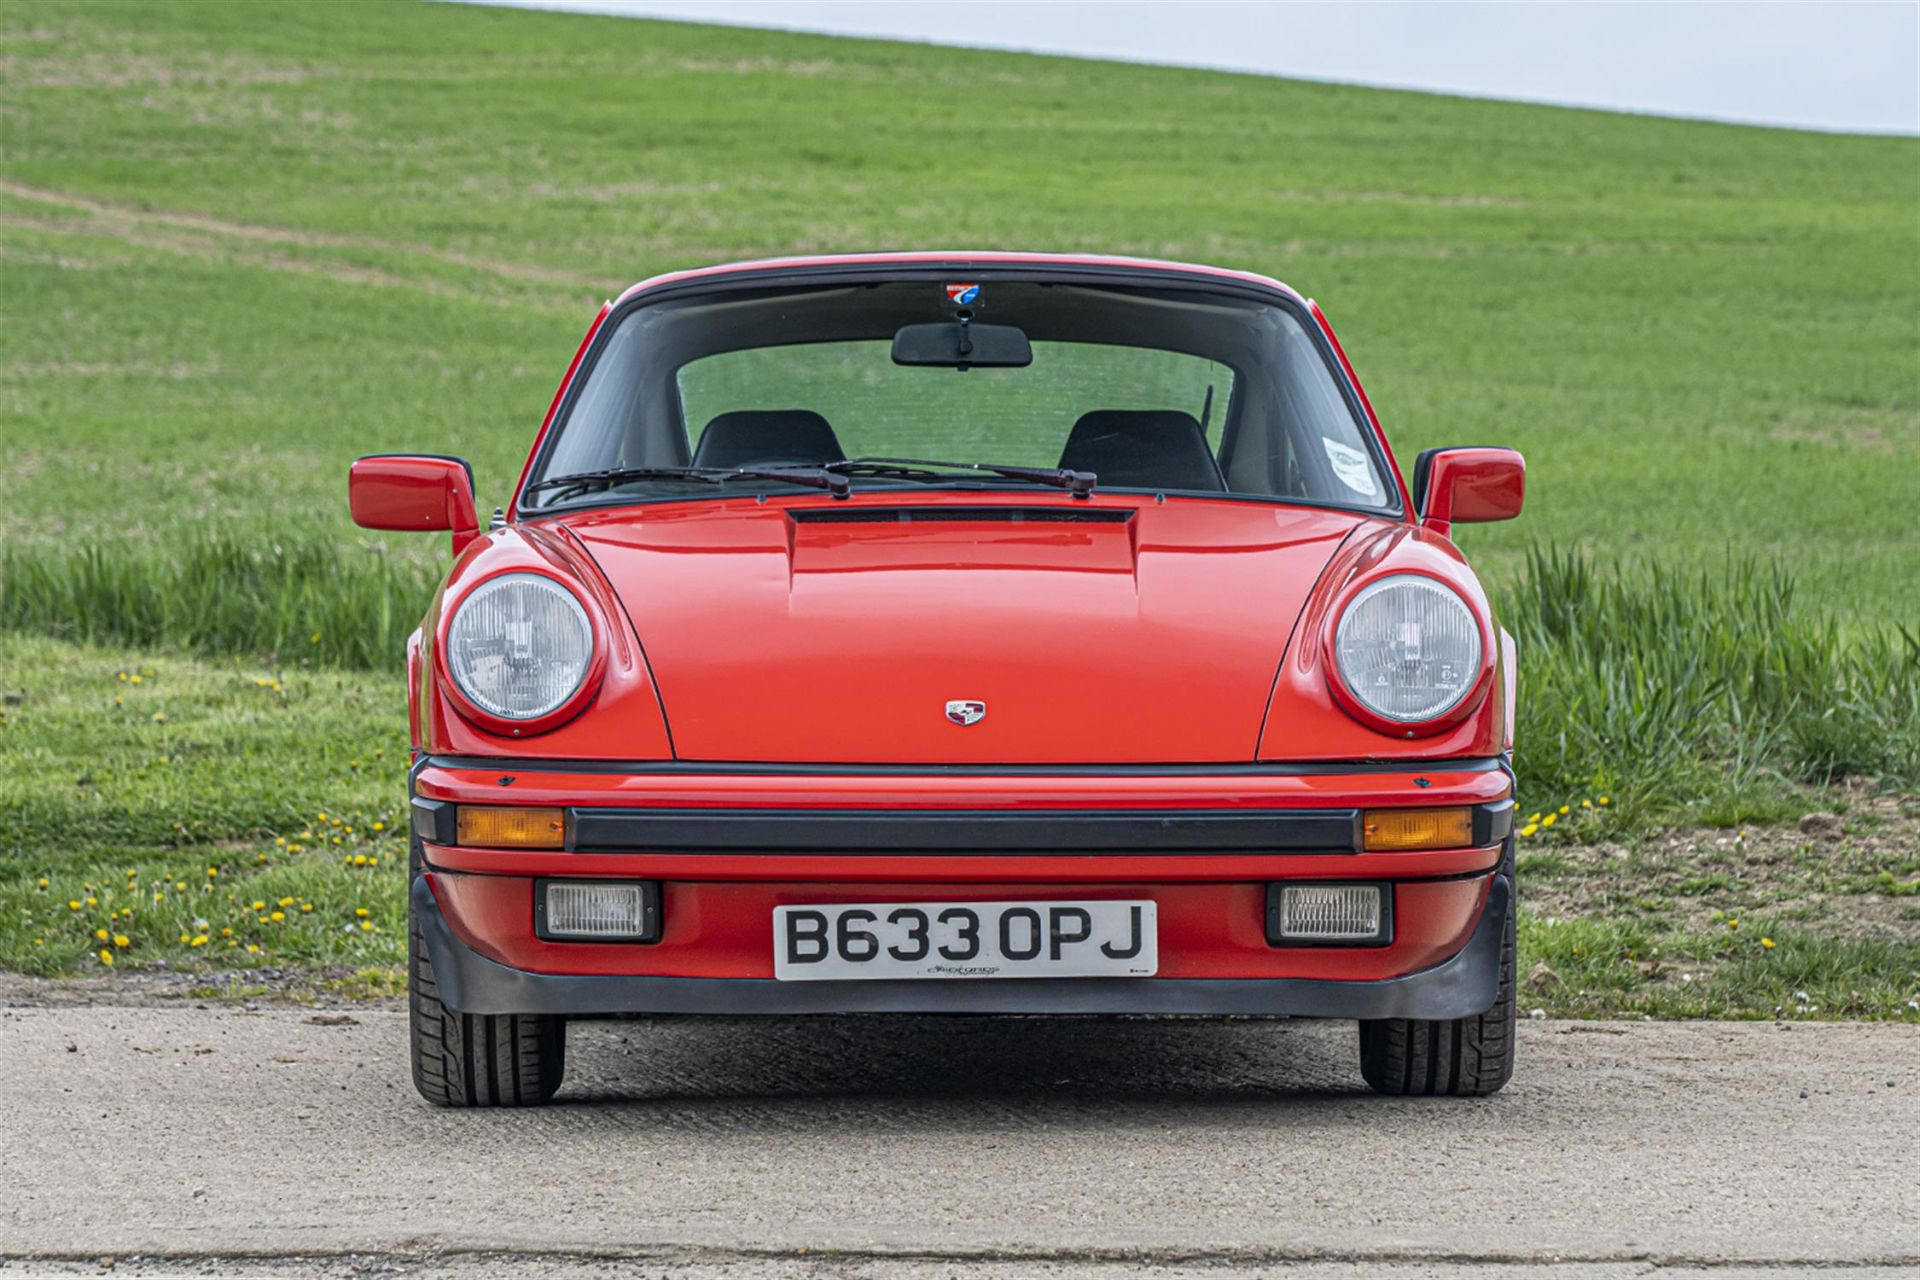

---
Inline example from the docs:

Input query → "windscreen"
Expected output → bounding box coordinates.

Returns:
[527,279,1395,511]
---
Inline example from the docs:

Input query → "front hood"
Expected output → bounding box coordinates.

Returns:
[562,497,1370,764]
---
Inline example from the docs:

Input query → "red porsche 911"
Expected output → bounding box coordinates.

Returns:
[349,252,1526,1106]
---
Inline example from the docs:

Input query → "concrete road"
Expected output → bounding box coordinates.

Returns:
[0,1005,1913,1275]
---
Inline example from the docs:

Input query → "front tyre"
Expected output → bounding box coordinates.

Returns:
[1357,894,1516,1097]
[408,868,567,1107]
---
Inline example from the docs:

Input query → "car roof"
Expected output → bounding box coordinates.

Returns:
[611,251,1308,308]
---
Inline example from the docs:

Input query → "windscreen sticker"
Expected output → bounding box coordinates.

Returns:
[945,283,981,305]
[1322,439,1379,497]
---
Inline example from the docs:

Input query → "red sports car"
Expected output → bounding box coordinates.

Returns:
[350,252,1526,1106]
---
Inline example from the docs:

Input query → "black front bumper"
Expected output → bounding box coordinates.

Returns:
[413,873,1510,1021]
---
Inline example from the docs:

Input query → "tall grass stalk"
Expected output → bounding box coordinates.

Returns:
[1496,546,1920,811]
[0,530,441,670]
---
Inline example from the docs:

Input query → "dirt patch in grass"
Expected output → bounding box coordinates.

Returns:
[1523,788,1920,942]
[0,963,401,1009]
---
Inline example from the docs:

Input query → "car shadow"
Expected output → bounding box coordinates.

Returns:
[554,1014,1379,1122]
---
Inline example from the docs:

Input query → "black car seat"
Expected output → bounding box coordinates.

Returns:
[1057,410,1226,491]
[692,410,847,469]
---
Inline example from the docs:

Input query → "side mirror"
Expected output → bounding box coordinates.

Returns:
[1414,447,1525,538]
[349,454,480,556]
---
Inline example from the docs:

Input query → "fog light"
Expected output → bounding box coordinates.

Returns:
[1266,883,1389,945]
[457,805,565,849]
[534,879,660,942]
[1362,806,1473,851]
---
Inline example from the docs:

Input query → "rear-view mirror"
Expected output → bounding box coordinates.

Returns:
[892,321,1032,369]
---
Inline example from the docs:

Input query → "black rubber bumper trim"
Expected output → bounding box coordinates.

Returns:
[413,874,1509,1020]
[568,807,1363,854]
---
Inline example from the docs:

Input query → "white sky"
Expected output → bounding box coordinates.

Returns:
[457,0,1920,135]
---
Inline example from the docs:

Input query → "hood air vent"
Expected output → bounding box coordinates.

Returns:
[790,506,1134,525]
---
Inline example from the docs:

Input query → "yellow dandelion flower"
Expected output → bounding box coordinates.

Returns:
[207,867,218,878]
[374,748,384,759]
[113,934,130,948]
[1761,937,1776,949]
[1581,799,1593,809]
[85,895,98,906]
[300,903,314,913]
[68,900,82,910]
[38,876,49,889]
[129,674,142,685]
[126,868,137,878]
[368,857,379,867]
[98,949,114,966]
[1558,805,1570,815]
[152,713,165,723]
[173,882,185,893]
[117,672,128,682]
[277,897,294,908]
[250,900,266,911]
[274,837,286,847]
[354,908,370,918]
[372,821,385,832]
[317,812,328,822]
[270,911,285,923]
[1598,796,1610,806]
[1728,918,1740,929]
[310,632,321,644]
[113,696,122,707]
[94,928,109,942]
[246,944,260,954]
[359,921,373,932]
[220,927,233,938]
[1541,813,1556,827]
[287,843,303,853]
[189,935,207,947]
[178,932,190,943]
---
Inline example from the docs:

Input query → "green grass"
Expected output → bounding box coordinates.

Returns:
[1,0,1916,617]
[0,632,409,977]
[0,524,442,669]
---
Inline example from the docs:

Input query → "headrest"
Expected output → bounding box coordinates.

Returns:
[1058,410,1224,492]
[692,410,846,469]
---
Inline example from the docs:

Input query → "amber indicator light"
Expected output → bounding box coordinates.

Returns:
[1361,806,1473,852]
[456,805,566,849]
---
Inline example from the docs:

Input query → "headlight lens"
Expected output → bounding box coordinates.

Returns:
[445,573,594,722]
[1333,574,1482,724]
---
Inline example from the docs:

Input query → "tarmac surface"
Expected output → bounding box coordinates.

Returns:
[0,1005,1913,1274]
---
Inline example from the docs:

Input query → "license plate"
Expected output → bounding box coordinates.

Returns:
[773,899,1157,981]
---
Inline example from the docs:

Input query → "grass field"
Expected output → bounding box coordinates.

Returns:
[0,1,1915,1006]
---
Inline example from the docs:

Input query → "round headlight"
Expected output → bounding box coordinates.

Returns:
[1333,574,1483,725]
[445,573,594,722]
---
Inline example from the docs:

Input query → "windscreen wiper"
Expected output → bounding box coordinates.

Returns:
[524,465,850,504]
[827,456,1095,499]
